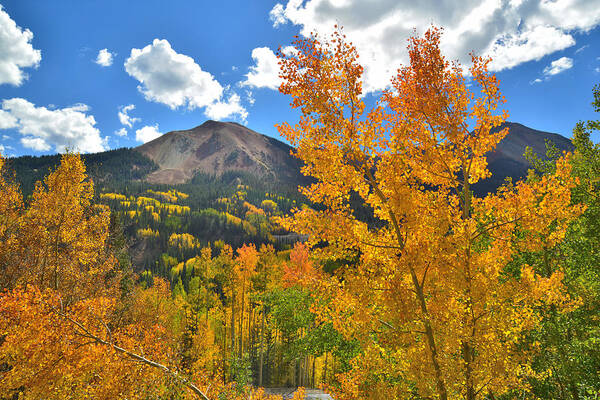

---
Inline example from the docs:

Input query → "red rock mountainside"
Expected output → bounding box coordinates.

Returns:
[135,120,302,184]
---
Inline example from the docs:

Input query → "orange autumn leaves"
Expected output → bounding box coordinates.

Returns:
[276,27,583,399]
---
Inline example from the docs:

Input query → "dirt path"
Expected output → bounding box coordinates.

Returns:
[263,388,333,399]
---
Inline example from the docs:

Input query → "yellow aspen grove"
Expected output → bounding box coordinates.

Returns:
[276,27,584,399]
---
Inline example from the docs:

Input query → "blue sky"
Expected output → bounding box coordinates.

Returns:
[0,0,599,157]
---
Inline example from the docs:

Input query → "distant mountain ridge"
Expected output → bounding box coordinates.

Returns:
[135,120,303,184]
[5,120,574,196]
[475,122,573,193]
[135,120,572,192]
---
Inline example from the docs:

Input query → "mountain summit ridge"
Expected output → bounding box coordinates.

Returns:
[135,120,302,184]
[135,119,574,191]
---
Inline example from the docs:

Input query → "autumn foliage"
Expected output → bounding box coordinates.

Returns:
[0,26,595,400]
[277,27,583,399]
[0,153,305,400]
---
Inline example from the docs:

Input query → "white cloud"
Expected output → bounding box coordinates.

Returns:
[95,48,114,67]
[21,136,49,151]
[245,90,255,106]
[543,56,573,76]
[530,78,543,85]
[242,46,297,90]
[114,127,127,137]
[270,3,288,27]
[0,143,14,157]
[241,47,281,89]
[135,124,162,143]
[1,98,108,153]
[269,0,600,93]
[575,44,589,54]
[0,109,18,129]
[205,93,248,121]
[118,104,140,127]
[124,39,247,120]
[486,26,575,72]
[0,5,41,86]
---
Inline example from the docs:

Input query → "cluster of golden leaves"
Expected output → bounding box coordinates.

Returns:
[276,26,584,399]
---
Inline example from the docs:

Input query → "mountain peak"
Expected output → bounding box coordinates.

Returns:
[135,121,300,184]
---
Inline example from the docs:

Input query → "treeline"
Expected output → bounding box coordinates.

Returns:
[5,147,159,196]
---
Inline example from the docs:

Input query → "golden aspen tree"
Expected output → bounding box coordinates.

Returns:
[234,244,259,357]
[0,154,23,288]
[277,27,583,399]
[1,153,116,300]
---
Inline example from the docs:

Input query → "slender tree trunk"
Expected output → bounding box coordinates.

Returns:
[259,309,265,386]
[463,342,475,400]
[239,279,245,358]
[462,172,476,400]
[409,267,448,400]
[324,352,328,385]
[230,292,236,361]
[312,356,316,388]
[223,321,227,383]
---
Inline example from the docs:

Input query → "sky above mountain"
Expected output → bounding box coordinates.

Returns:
[0,0,599,156]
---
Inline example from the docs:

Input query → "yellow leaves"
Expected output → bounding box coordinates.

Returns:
[169,232,201,249]
[99,192,126,201]
[0,153,116,297]
[236,243,259,280]
[276,25,585,400]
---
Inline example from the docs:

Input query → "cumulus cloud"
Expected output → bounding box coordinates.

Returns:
[0,109,18,129]
[270,3,288,27]
[241,46,295,90]
[269,0,600,93]
[241,47,281,90]
[114,127,127,137]
[0,5,42,86]
[135,124,161,143]
[118,104,140,128]
[205,93,247,121]
[543,56,574,76]
[245,90,255,106]
[95,48,115,67]
[124,39,246,120]
[1,98,108,153]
